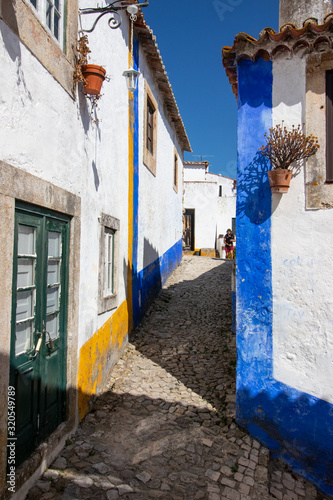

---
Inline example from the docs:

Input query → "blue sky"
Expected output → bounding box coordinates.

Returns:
[143,0,279,179]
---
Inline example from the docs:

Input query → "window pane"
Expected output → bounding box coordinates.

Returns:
[147,98,154,155]
[108,262,112,291]
[47,287,59,313]
[55,0,59,9]
[17,258,35,288]
[48,260,60,285]
[18,225,35,255]
[46,313,59,339]
[46,0,52,29]
[29,0,37,8]
[16,290,34,322]
[15,321,33,356]
[54,12,60,40]
[104,230,114,296]
[48,231,61,257]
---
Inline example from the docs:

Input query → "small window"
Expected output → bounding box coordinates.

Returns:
[143,81,158,176]
[326,71,333,182]
[232,218,236,236]
[28,0,64,46]
[98,214,120,314]
[147,97,155,155]
[104,229,115,297]
[219,185,222,197]
[173,150,178,192]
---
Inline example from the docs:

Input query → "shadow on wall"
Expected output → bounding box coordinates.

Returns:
[134,238,162,323]
[236,56,333,498]
[237,152,277,225]
[0,2,32,100]
[122,239,162,329]
[237,388,333,497]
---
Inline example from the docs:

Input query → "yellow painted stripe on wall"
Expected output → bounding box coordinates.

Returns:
[77,300,129,421]
[127,23,134,333]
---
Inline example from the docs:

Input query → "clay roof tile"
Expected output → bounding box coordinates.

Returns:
[222,13,333,98]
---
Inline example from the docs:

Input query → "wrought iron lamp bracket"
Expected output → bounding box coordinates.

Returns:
[79,1,148,33]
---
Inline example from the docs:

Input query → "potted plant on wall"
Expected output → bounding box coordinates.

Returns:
[259,123,320,193]
[74,35,106,96]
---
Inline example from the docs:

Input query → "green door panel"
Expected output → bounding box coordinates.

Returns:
[9,203,70,465]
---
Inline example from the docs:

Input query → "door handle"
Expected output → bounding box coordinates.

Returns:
[45,330,54,351]
[30,333,43,361]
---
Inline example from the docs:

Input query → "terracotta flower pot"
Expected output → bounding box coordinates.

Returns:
[267,169,292,193]
[81,64,106,96]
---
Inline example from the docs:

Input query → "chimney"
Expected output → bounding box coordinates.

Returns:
[279,0,333,29]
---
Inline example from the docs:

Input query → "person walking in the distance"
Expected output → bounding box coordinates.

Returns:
[224,229,235,259]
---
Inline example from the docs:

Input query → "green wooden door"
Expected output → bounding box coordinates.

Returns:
[9,203,70,465]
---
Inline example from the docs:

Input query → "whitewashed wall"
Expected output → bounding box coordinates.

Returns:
[206,172,236,197]
[137,50,183,272]
[217,196,236,237]
[184,164,206,181]
[77,5,130,339]
[0,6,130,350]
[184,166,236,250]
[272,57,333,403]
[206,172,236,236]
[184,181,217,249]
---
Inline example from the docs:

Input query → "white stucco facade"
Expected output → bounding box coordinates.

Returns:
[0,9,131,349]
[183,162,236,252]
[272,57,333,404]
[137,50,183,272]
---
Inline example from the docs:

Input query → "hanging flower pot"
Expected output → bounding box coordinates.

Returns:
[81,64,106,96]
[259,122,320,194]
[267,169,292,193]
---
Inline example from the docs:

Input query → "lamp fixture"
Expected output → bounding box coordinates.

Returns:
[123,68,140,92]
[122,4,140,92]
[79,0,148,33]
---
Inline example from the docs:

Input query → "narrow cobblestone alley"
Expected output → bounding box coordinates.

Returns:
[26,256,330,500]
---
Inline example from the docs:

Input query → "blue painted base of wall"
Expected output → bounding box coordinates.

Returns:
[133,239,182,327]
[237,388,333,496]
[231,291,236,335]
[236,57,333,498]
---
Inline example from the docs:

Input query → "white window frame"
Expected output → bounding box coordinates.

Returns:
[28,0,65,48]
[173,148,178,192]
[104,228,115,298]
[143,81,158,176]
[98,214,120,314]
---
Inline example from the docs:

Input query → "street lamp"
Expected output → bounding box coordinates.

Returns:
[123,68,141,92]
[122,4,140,92]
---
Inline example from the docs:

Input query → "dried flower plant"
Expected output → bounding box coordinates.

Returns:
[259,122,320,170]
[74,35,91,85]
[74,35,106,124]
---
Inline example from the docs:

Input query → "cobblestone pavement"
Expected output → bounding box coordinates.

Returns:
[26,256,330,500]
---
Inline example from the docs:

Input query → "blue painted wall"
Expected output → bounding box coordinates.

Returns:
[133,239,182,326]
[236,57,333,496]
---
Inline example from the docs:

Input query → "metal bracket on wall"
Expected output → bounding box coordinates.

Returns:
[79,0,149,33]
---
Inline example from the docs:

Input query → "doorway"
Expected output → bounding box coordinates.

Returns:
[183,209,195,251]
[9,202,70,465]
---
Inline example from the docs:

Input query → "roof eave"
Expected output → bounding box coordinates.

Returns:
[222,12,333,98]
[135,13,192,152]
